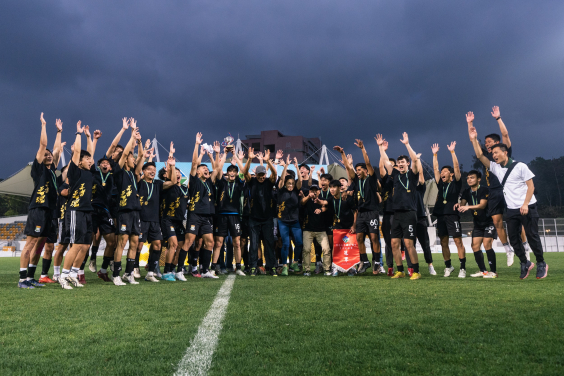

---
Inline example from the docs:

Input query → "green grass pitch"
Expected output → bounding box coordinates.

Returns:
[1,253,563,375]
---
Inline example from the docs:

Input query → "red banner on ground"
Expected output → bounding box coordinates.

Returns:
[332,229,360,272]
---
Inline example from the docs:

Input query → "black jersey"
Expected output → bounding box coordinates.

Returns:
[57,182,70,220]
[391,169,419,212]
[380,173,395,214]
[67,161,94,212]
[139,179,164,222]
[242,184,251,217]
[161,184,189,221]
[113,165,141,212]
[433,178,463,216]
[90,166,114,210]
[318,188,334,229]
[327,194,356,227]
[353,174,380,212]
[415,182,427,218]
[302,199,326,232]
[248,178,275,221]
[216,178,245,214]
[277,188,300,223]
[461,185,491,227]
[29,158,58,211]
[484,146,513,190]
[189,174,215,215]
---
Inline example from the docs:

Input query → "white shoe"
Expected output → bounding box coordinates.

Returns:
[428,265,437,275]
[52,275,61,283]
[133,268,141,279]
[235,269,246,276]
[67,276,84,287]
[210,270,217,277]
[483,271,498,279]
[458,269,466,278]
[444,266,455,277]
[525,250,531,261]
[125,274,139,284]
[113,276,126,286]
[145,272,159,282]
[470,271,486,277]
[59,276,73,290]
[378,265,386,274]
[507,251,514,267]
[88,260,97,273]
[175,272,187,281]
[201,271,219,279]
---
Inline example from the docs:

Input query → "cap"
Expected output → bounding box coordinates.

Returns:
[256,165,267,175]
[309,184,320,190]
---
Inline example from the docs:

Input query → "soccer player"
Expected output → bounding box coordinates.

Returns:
[378,141,397,276]
[52,167,70,283]
[335,139,381,275]
[19,113,62,289]
[432,141,465,277]
[414,153,436,275]
[455,170,498,278]
[314,168,334,273]
[301,185,329,276]
[469,126,548,279]
[299,163,318,191]
[377,133,421,279]
[243,147,278,276]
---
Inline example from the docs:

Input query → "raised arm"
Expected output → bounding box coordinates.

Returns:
[354,139,375,176]
[36,112,48,163]
[264,149,277,183]
[191,132,203,177]
[212,152,226,183]
[467,112,490,169]
[278,156,289,189]
[417,153,425,185]
[294,158,302,190]
[447,141,461,181]
[400,132,418,174]
[491,106,511,148]
[375,134,393,176]
[432,143,440,184]
[52,118,63,167]
[72,121,84,165]
[106,118,129,157]
[334,146,356,181]
[243,148,254,182]
[118,119,137,168]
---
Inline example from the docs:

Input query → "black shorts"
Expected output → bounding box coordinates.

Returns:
[161,218,185,240]
[437,214,462,238]
[472,223,498,239]
[214,214,242,237]
[187,213,213,235]
[356,210,380,235]
[92,206,115,235]
[487,188,505,217]
[391,210,417,241]
[58,218,70,244]
[241,216,250,239]
[46,217,58,244]
[116,211,141,236]
[24,207,54,238]
[140,221,163,243]
[66,211,93,245]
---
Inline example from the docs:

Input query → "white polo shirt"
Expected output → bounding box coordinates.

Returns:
[489,160,536,209]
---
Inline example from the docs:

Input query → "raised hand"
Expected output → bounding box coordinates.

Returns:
[134,130,142,141]
[59,141,66,153]
[310,166,316,175]
[213,141,220,154]
[55,118,63,132]
[468,126,478,140]
[354,139,365,149]
[167,155,176,167]
[293,157,298,168]
[122,117,129,130]
[256,152,264,161]
[431,143,439,154]
[199,146,206,157]
[491,106,500,119]
[248,147,256,159]
[93,130,102,139]
[279,156,286,166]
[466,111,474,123]
[129,118,137,130]
[196,132,203,145]
[238,150,244,160]
[145,139,151,149]
[84,125,91,138]
[149,150,157,159]
[319,167,325,174]
[40,112,46,127]
[170,141,175,155]
[374,134,384,146]
[416,153,422,160]
[333,146,344,153]
[264,149,271,160]
[447,141,456,152]
[144,147,154,158]
[382,141,388,151]
[275,149,283,159]
[286,155,291,166]
[76,120,84,134]
[400,132,409,145]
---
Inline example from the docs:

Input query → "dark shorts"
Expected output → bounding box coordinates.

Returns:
[437,214,462,238]
[241,216,250,239]
[391,210,417,241]
[472,223,498,239]
[65,211,93,245]
[161,218,185,240]
[46,217,59,244]
[92,206,115,235]
[487,188,506,217]
[139,221,163,243]
[187,213,213,235]
[116,211,141,236]
[356,210,380,235]
[24,207,54,238]
[214,214,242,237]
[58,218,70,244]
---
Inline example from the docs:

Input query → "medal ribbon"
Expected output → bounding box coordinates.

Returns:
[126,170,137,191]
[333,196,341,220]
[398,173,409,191]
[99,170,110,186]
[442,182,451,202]
[144,180,154,202]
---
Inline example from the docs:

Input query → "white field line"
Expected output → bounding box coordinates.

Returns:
[174,274,236,376]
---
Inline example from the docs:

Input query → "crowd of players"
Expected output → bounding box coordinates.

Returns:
[17,106,548,289]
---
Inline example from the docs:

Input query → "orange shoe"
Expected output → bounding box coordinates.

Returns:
[38,276,56,283]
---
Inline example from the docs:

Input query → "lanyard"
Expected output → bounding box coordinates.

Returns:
[49,169,58,191]
[442,182,451,203]
[398,173,409,192]
[228,181,235,201]
[359,178,367,198]
[202,179,211,196]
[125,170,137,191]
[144,180,154,202]
[179,184,188,197]
[333,196,341,220]
[321,189,329,200]
[470,186,480,206]
[99,170,110,186]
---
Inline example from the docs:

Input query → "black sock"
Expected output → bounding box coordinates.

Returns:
[164,263,172,274]
[125,258,135,274]
[102,256,112,270]
[360,253,369,263]
[80,254,88,271]
[258,258,263,267]
[412,263,419,273]
[373,254,381,265]
[19,269,27,279]
[486,249,497,273]
[134,251,140,269]
[91,245,99,258]
[26,265,37,279]
[397,264,404,272]
[148,251,160,272]
[41,258,52,276]
[191,250,200,268]
[113,261,122,277]
[236,263,241,270]
[473,251,487,272]
[177,250,188,273]
[153,251,162,272]
[200,249,212,273]
[445,259,452,268]
[459,257,466,270]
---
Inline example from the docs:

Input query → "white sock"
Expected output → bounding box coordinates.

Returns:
[62,269,70,275]
[40,274,47,278]
[78,270,85,275]
[147,271,153,277]
[503,243,512,253]
[523,242,530,251]
[54,266,61,275]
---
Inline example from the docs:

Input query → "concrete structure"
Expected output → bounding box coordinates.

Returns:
[242,130,322,164]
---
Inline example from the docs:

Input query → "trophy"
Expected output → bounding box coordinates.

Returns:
[222,133,235,153]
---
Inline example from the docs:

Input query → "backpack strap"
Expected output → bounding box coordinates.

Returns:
[501,161,521,187]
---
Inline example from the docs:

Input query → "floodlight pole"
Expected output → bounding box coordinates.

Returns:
[152,136,160,162]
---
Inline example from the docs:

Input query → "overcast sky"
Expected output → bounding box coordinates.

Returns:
[1,1,563,178]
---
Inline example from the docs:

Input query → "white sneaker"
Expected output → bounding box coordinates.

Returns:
[378,265,386,274]
[428,265,437,275]
[201,271,219,279]
[155,266,162,278]
[210,270,217,277]
[458,269,466,278]
[113,276,126,286]
[483,271,498,279]
[133,268,141,279]
[525,250,531,261]
[125,274,139,284]
[507,251,514,267]
[67,276,84,287]
[235,269,246,276]
[88,260,97,273]
[470,271,486,277]
[444,266,455,277]
[145,272,159,282]
[59,276,73,290]
[175,272,187,281]
[52,275,61,283]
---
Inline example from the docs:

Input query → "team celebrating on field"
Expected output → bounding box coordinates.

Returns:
[16,106,548,289]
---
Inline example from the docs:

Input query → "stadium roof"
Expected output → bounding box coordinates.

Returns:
[0,163,35,197]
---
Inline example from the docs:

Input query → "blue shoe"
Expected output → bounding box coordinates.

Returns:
[28,279,45,287]
[162,273,176,282]
[18,280,35,289]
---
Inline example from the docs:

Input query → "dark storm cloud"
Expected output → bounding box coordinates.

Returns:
[1,0,563,177]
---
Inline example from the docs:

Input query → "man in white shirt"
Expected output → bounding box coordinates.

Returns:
[469,126,548,279]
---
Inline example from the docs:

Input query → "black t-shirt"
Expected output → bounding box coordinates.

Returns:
[242,184,251,217]
[416,182,426,218]
[318,188,334,229]
[248,178,275,221]
[302,199,326,232]
[90,166,114,210]
[353,173,380,212]
[380,173,395,214]
[57,182,69,220]
[161,184,189,221]
[188,175,215,215]
[461,186,491,227]
[300,178,319,194]
[216,178,245,214]
[67,161,94,212]
[277,188,300,223]
[484,146,513,190]
[391,169,419,212]
[328,194,356,227]
[29,158,58,211]
[113,164,141,212]
[139,179,164,222]
[433,178,463,216]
